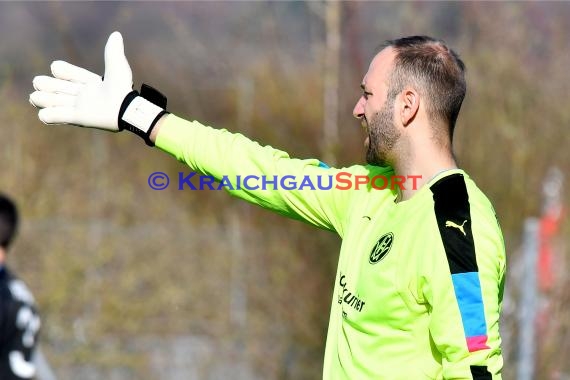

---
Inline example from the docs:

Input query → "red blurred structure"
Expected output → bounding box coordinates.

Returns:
[537,168,564,293]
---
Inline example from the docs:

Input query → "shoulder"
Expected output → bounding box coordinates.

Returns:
[1,269,36,307]
[428,171,504,269]
[429,171,496,217]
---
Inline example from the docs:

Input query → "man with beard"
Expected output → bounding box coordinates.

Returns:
[29,33,505,379]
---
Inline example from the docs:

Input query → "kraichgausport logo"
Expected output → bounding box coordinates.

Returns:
[369,232,394,264]
[147,171,422,191]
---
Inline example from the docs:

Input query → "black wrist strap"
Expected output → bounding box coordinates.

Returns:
[117,85,169,147]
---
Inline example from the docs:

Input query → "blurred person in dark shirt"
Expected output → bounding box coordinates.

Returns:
[0,194,41,380]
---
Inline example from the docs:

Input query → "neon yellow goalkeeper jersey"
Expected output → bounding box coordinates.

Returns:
[156,115,506,380]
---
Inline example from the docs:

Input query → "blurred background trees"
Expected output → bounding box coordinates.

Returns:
[0,2,568,379]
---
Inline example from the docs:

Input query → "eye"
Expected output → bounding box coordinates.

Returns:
[363,91,372,100]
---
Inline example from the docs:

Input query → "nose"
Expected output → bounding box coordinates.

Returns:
[353,96,365,119]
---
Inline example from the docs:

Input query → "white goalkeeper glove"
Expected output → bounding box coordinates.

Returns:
[29,31,168,146]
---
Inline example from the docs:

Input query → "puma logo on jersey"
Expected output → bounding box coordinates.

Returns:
[445,220,468,236]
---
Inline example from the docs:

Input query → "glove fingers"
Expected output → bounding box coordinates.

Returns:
[50,61,101,84]
[29,91,75,109]
[32,76,82,95]
[38,107,76,125]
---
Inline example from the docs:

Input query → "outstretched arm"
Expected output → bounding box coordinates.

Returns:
[29,32,374,235]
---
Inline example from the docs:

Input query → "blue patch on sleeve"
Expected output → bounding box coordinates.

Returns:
[451,272,488,338]
[318,161,330,169]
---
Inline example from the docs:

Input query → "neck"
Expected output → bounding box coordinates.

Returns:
[391,138,457,202]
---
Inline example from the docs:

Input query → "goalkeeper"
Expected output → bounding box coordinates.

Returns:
[29,32,505,380]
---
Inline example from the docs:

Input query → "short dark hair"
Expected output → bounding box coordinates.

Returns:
[379,36,466,140]
[0,194,18,249]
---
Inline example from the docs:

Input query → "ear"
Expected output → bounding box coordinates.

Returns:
[399,87,420,127]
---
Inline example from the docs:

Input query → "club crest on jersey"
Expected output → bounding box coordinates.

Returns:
[369,232,394,264]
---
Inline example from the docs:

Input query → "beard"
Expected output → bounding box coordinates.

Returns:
[365,99,400,166]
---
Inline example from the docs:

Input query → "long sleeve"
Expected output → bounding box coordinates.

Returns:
[155,114,381,237]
